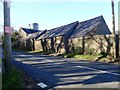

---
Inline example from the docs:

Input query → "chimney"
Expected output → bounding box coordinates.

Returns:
[33,23,39,30]
[29,24,31,29]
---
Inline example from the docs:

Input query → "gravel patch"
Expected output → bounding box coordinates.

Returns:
[22,72,42,89]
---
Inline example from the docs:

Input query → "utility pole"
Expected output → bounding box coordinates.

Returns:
[3,0,12,70]
[111,0,116,58]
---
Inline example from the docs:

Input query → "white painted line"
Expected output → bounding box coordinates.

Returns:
[76,66,120,76]
[84,67,98,71]
[76,66,83,68]
[37,82,47,88]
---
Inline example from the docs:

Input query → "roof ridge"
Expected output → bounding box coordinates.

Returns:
[79,15,103,23]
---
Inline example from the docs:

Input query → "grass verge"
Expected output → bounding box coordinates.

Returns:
[0,72,1,90]
[62,54,101,60]
[60,53,120,64]
[2,66,23,88]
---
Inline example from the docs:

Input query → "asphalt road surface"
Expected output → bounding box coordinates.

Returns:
[12,51,120,89]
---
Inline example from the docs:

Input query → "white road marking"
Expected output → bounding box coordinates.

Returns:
[37,82,47,88]
[76,66,120,76]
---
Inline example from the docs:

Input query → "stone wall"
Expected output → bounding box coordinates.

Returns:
[35,40,43,51]
[69,35,112,55]
[16,29,114,55]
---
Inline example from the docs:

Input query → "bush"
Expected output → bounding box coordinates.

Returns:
[74,47,83,54]
[64,54,75,58]
[85,48,96,55]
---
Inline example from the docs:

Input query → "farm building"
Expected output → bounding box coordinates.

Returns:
[36,21,79,53]
[36,15,111,54]
[69,15,112,55]
[18,27,40,50]
[17,15,112,55]
[25,29,47,51]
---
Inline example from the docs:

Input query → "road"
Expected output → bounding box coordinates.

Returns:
[12,51,120,89]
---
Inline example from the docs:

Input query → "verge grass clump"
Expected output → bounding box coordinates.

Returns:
[2,66,23,88]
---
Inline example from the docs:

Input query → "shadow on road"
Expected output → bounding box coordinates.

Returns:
[12,52,120,88]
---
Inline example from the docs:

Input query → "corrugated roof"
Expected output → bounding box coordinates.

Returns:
[22,28,40,34]
[69,16,111,39]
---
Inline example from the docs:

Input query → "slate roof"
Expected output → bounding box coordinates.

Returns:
[36,30,52,40]
[37,21,78,40]
[26,30,47,40]
[35,30,47,39]
[22,28,40,34]
[69,15,111,39]
[23,15,111,41]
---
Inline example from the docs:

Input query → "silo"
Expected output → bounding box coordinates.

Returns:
[33,23,39,30]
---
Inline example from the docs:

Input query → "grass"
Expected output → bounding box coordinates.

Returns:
[0,72,1,90]
[61,53,120,64]
[2,66,23,88]
[74,54,99,60]
[62,54,100,60]
[0,58,1,89]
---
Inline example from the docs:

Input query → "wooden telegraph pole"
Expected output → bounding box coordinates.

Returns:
[111,0,116,58]
[3,0,12,70]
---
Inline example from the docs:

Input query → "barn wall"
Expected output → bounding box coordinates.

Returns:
[19,29,27,39]
[69,35,112,55]
[46,38,52,52]
[35,40,43,51]
[54,36,66,54]
[17,29,33,51]
[41,36,66,54]
[18,29,27,50]
[16,34,112,55]
[26,39,33,51]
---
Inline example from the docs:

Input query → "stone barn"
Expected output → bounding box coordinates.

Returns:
[18,15,112,55]
[37,21,79,54]
[36,16,112,55]
[69,15,112,55]
[18,27,40,50]
[25,30,47,51]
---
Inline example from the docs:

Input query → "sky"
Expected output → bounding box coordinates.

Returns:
[0,0,119,32]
